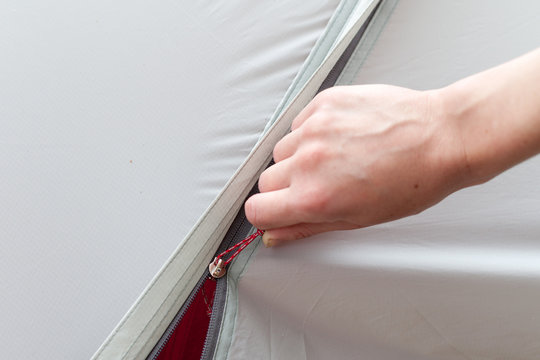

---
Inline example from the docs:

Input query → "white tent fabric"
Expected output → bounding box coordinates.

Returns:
[228,1,540,359]
[0,1,340,359]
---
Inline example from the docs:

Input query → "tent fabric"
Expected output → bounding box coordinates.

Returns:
[94,1,380,358]
[0,1,341,359]
[227,1,540,359]
[4,0,540,359]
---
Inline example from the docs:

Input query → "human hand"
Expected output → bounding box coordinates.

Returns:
[245,49,540,247]
[245,85,467,246]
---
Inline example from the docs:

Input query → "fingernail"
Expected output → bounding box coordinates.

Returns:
[262,233,273,248]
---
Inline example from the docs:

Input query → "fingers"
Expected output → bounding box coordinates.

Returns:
[273,130,301,163]
[274,89,328,162]
[291,95,318,131]
[261,221,357,247]
[250,92,332,231]
[290,87,341,131]
[258,159,291,193]
[245,189,304,229]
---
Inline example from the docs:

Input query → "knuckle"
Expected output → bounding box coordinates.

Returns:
[297,142,329,168]
[311,112,333,127]
[298,185,331,214]
[291,225,315,240]
[314,87,341,107]
[300,113,334,140]
[308,143,329,162]
[299,118,325,140]
[299,123,317,139]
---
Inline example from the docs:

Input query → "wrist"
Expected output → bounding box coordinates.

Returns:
[425,87,478,192]
[435,49,540,190]
[433,78,503,189]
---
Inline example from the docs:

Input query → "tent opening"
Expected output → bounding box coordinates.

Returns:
[153,277,217,360]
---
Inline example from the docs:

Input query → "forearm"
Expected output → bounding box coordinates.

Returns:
[437,48,540,187]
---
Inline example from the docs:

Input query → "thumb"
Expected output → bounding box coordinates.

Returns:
[261,221,357,248]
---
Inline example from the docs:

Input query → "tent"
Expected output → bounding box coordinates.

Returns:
[2,0,540,359]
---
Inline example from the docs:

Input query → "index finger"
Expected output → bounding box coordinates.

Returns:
[244,188,305,230]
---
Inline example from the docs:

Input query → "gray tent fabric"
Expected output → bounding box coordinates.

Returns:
[3,0,540,359]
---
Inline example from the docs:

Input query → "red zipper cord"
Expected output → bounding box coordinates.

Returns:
[214,229,264,266]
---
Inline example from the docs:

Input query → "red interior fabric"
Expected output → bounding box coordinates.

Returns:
[156,277,217,360]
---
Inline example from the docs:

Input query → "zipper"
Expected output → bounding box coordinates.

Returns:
[208,229,264,279]
[147,3,381,358]
[145,268,210,360]
[317,0,380,92]
[146,182,261,360]
[199,177,267,360]
[200,214,257,360]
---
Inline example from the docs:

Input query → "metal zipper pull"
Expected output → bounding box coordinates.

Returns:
[208,257,226,279]
[208,229,264,279]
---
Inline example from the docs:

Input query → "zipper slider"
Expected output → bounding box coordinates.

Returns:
[208,257,226,279]
[208,229,264,279]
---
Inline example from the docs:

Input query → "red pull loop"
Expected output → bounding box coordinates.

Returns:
[209,229,264,278]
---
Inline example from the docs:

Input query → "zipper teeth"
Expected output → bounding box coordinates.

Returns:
[199,280,225,360]
[200,217,252,360]
[317,1,380,93]
[148,271,209,360]
[148,2,380,356]
[200,276,226,360]
[147,202,249,360]
[200,164,273,360]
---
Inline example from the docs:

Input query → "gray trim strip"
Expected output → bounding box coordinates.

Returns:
[318,1,380,92]
[336,0,400,85]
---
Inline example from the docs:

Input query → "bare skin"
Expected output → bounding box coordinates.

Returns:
[245,48,540,247]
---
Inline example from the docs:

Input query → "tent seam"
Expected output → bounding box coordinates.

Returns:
[115,2,354,356]
[264,0,352,132]
[336,0,399,85]
[94,203,238,359]
[120,206,241,359]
